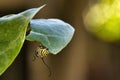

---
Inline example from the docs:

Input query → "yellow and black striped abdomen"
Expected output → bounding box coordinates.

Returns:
[35,46,49,57]
[39,48,49,57]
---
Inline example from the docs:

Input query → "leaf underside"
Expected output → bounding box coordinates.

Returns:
[26,19,75,55]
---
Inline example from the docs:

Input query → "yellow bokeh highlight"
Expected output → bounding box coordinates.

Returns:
[83,0,120,42]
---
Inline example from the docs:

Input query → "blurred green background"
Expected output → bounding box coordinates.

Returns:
[0,0,120,80]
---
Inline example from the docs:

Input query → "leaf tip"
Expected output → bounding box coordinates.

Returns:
[38,4,46,10]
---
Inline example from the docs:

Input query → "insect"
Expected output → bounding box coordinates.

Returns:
[33,45,52,77]
[33,45,49,59]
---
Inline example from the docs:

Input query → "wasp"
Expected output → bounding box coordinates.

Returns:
[33,45,52,77]
[33,45,49,59]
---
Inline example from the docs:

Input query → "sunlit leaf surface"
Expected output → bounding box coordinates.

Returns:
[0,5,45,75]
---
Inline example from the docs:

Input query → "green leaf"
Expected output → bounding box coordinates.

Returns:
[26,19,75,55]
[0,5,45,75]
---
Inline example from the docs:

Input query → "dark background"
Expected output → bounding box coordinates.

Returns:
[0,0,120,80]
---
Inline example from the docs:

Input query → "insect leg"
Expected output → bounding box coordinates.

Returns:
[32,50,39,61]
[41,57,52,77]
